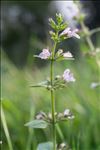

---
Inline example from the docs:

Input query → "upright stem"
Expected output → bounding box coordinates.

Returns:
[80,21,95,51]
[50,41,57,150]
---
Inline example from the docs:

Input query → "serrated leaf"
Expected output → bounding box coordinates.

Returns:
[25,120,48,129]
[37,142,53,150]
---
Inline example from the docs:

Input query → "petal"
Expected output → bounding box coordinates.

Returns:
[60,27,71,36]
[63,51,73,58]
[73,33,80,39]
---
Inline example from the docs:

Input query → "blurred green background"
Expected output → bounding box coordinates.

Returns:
[1,1,100,150]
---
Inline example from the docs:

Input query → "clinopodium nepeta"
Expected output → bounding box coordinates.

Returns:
[25,13,80,150]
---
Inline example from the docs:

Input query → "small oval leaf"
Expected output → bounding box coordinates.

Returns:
[25,120,48,129]
[37,142,53,150]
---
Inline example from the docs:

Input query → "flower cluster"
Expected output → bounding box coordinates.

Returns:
[34,48,75,61]
[35,109,74,123]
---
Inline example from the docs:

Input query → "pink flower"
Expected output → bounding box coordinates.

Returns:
[34,48,51,59]
[63,51,73,58]
[62,69,75,82]
[60,27,80,39]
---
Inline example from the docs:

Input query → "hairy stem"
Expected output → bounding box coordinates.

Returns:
[1,105,13,150]
[50,41,57,150]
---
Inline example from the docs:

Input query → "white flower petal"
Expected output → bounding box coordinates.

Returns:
[63,51,73,58]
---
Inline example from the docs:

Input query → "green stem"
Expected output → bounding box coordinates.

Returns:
[90,27,100,36]
[50,41,57,150]
[1,105,13,150]
[80,21,100,77]
[80,21,95,51]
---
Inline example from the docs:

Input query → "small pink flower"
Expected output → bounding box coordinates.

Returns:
[34,48,51,59]
[63,69,75,82]
[63,51,73,58]
[60,27,80,39]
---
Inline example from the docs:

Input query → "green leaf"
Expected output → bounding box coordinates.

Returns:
[56,56,74,61]
[37,142,53,150]
[25,120,48,129]
[30,80,50,88]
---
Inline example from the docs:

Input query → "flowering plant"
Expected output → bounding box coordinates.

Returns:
[25,13,80,150]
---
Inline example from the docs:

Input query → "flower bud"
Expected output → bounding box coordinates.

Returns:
[64,109,75,119]
[47,85,52,90]
[56,13,63,24]
[35,111,47,120]
[57,113,64,119]
[48,18,56,29]
[49,31,55,36]
[64,109,70,117]
[48,113,52,120]
[55,75,61,80]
